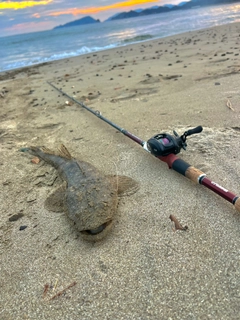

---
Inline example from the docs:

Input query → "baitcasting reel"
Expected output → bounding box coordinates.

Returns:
[147,126,203,156]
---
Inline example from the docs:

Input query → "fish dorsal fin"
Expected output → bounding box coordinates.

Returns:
[108,175,139,196]
[57,144,72,160]
[41,146,57,155]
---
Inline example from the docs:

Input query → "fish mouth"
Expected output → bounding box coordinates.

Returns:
[81,221,112,236]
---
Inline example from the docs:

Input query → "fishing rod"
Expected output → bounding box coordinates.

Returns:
[47,81,240,213]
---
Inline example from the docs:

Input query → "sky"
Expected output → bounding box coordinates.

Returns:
[0,0,185,36]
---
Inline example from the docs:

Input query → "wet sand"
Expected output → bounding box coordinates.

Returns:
[0,22,240,319]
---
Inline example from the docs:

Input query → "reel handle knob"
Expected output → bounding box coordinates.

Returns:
[185,126,203,136]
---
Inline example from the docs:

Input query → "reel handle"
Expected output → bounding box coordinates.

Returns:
[185,126,203,136]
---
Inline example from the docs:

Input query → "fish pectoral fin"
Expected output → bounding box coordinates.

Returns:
[44,184,67,212]
[107,175,139,196]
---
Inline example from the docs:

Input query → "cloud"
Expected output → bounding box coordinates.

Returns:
[0,0,53,10]
[0,0,182,36]
[48,0,160,16]
[32,12,41,18]
[4,20,54,34]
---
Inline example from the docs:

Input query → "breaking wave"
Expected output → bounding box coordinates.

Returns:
[122,34,154,43]
[0,44,118,71]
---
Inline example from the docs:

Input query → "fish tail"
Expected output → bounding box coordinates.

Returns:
[27,146,67,168]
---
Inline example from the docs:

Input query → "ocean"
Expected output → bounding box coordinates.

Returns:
[1,3,240,72]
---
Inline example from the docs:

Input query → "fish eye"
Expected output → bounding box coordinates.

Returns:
[84,222,108,235]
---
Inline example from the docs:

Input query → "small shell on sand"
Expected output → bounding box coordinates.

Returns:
[31,157,40,164]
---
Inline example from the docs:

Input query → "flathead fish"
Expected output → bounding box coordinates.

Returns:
[26,144,139,241]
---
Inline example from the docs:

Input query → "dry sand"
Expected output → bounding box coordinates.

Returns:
[0,22,240,319]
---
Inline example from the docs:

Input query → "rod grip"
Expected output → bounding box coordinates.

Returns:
[185,166,205,183]
[234,197,240,212]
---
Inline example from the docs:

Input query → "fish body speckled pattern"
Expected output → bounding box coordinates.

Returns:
[27,145,138,241]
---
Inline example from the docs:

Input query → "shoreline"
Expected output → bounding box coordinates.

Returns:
[0,22,240,319]
[1,22,239,128]
[1,18,240,74]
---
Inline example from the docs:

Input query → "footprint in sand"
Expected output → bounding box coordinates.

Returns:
[187,127,239,159]
[139,75,161,84]
[111,87,158,102]
[139,74,182,84]
[35,122,65,130]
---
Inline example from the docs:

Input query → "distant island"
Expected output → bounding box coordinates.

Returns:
[109,0,240,20]
[53,0,240,29]
[53,16,100,29]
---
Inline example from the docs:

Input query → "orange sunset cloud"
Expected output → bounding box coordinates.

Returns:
[32,12,41,18]
[49,0,160,16]
[0,0,52,10]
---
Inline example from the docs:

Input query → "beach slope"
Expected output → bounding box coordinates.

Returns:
[0,22,240,319]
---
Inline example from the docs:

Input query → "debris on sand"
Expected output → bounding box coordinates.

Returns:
[169,214,188,231]
[226,99,234,111]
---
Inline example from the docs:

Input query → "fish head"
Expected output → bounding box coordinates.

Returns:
[80,220,114,241]
[66,186,118,241]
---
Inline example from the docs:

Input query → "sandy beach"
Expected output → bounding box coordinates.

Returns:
[1,22,240,319]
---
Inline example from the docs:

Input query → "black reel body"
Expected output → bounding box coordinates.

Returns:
[147,126,203,157]
[147,133,181,156]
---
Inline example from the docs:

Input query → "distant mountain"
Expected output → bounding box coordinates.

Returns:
[54,16,100,29]
[109,0,240,21]
[163,4,176,8]
[105,13,120,21]
[178,1,188,6]
[54,0,240,28]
